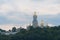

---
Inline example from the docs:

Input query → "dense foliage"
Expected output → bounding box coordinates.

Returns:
[0,25,60,40]
[12,27,16,32]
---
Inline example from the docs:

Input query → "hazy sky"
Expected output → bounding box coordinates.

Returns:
[0,0,60,30]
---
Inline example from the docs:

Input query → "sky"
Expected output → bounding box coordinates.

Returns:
[0,0,60,30]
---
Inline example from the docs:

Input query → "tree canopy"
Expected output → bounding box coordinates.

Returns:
[0,26,60,40]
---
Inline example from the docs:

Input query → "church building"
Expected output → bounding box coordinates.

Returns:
[32,12,38,28]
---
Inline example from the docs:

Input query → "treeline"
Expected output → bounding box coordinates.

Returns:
[0,25,60,40]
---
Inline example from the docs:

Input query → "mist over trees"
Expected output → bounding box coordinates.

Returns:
[0,25,60,40]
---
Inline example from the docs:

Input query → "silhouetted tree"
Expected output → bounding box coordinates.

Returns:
[12,27,16,32]
[1,25,60,40]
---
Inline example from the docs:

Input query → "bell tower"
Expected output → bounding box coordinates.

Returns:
[40,20,44,28]
[32,11,38,28]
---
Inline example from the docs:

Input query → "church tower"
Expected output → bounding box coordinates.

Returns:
[40,20,44,28]
[32,11,38,28]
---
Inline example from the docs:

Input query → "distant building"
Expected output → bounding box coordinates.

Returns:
[40,20,44,28]
[32,12,38,28]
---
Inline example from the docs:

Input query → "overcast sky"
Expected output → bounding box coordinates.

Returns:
[0,0,60,30]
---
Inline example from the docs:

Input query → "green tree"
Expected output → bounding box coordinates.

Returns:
[12,27,16,32]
